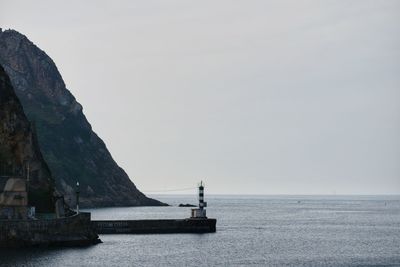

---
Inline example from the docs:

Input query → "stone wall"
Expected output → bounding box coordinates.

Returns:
[0,213,100,247]
[93,218,217,234]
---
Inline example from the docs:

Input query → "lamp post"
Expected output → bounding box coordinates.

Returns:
[76,181,80,214]
[26,162,30,195]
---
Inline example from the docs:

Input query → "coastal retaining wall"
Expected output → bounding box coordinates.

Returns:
[93,218,217,234]
[0,212,100,247]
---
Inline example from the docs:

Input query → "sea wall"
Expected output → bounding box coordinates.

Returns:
[0,212,100,247]
[93,218,217,234]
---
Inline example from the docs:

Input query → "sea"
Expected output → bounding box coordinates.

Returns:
[0,195,399,267]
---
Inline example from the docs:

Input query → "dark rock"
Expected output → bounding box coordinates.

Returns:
[0,29,166,207]
[0,64,54,212]
[179,203,197,207]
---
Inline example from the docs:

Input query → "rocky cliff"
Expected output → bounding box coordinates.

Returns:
[0,64,54,212]
[0,29,164,207]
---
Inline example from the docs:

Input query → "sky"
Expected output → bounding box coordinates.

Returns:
[1,0,399,195]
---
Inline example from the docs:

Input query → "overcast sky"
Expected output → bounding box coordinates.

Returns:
[1,0,399,194]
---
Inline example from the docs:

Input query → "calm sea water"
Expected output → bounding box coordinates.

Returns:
[0,195,399,267]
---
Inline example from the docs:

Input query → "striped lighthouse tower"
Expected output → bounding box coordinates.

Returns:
[199,181,206,210]
[191,181,207,218]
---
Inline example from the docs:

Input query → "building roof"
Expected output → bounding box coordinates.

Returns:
[0,177,26,192]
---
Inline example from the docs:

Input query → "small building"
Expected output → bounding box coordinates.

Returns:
[0,176,31,220]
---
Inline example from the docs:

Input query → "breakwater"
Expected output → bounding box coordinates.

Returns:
[93,218,217,234]
[0,213,100,247]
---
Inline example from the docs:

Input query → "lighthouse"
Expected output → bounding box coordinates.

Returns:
[190,181,208,218]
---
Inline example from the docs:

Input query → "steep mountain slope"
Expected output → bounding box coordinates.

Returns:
[0,64,55,212]
[0,29,164,207]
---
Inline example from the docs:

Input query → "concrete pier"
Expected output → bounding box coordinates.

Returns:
[92,218,217,234]
[0,213,100,247]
